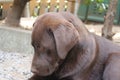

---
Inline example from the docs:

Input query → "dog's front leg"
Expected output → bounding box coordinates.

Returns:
[103,53,120,80]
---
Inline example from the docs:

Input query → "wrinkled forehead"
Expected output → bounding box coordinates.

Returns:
[32,28,45,45]
[32,28,55,49]
[32,21,45,44]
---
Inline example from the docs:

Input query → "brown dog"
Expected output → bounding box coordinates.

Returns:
[29,12,120,80]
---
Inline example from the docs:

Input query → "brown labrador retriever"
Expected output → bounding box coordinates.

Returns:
[29,12,120,80]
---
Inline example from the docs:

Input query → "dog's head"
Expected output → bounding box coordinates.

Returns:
[31,12,79,76]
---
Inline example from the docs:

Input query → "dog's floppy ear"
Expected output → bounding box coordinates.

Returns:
[51,22,79,59]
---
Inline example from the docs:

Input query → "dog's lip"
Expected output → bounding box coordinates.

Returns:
[31,63,59,76]
[32,72,39,75]
[31,68,54,76]
[31,68,39,75]
[34,72,53,77]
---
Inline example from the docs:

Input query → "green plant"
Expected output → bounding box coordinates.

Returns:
[83,0,108,12]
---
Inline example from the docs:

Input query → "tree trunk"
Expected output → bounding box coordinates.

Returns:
[5,0,30,26]
[23,2,30,17]
[74,0,81,16]
[102,0,118,40]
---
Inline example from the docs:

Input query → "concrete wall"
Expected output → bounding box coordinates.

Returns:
[0,26,34,54]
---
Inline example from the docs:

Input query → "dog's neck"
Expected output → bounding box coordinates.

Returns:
[56,34,98,79]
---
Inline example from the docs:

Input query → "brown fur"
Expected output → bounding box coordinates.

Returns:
[29,12,120,80]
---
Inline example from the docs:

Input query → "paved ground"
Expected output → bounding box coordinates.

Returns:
[0,50,33,80]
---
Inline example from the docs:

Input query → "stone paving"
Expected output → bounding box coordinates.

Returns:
[0,50,33,80]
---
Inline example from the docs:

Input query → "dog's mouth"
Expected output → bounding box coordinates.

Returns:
[31,67,55,76]
[31,63,59,76]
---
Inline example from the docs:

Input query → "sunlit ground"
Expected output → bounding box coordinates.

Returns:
[86,24,120,44]
[20,17,36,30]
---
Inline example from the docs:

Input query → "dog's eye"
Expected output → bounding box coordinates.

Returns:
[46,49,52,56]
[31,42,40,48]
[33,44,40,49]
[47,29,54,37]
[36,45,40,48]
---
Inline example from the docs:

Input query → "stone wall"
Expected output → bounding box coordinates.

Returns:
[0,25,33,54]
